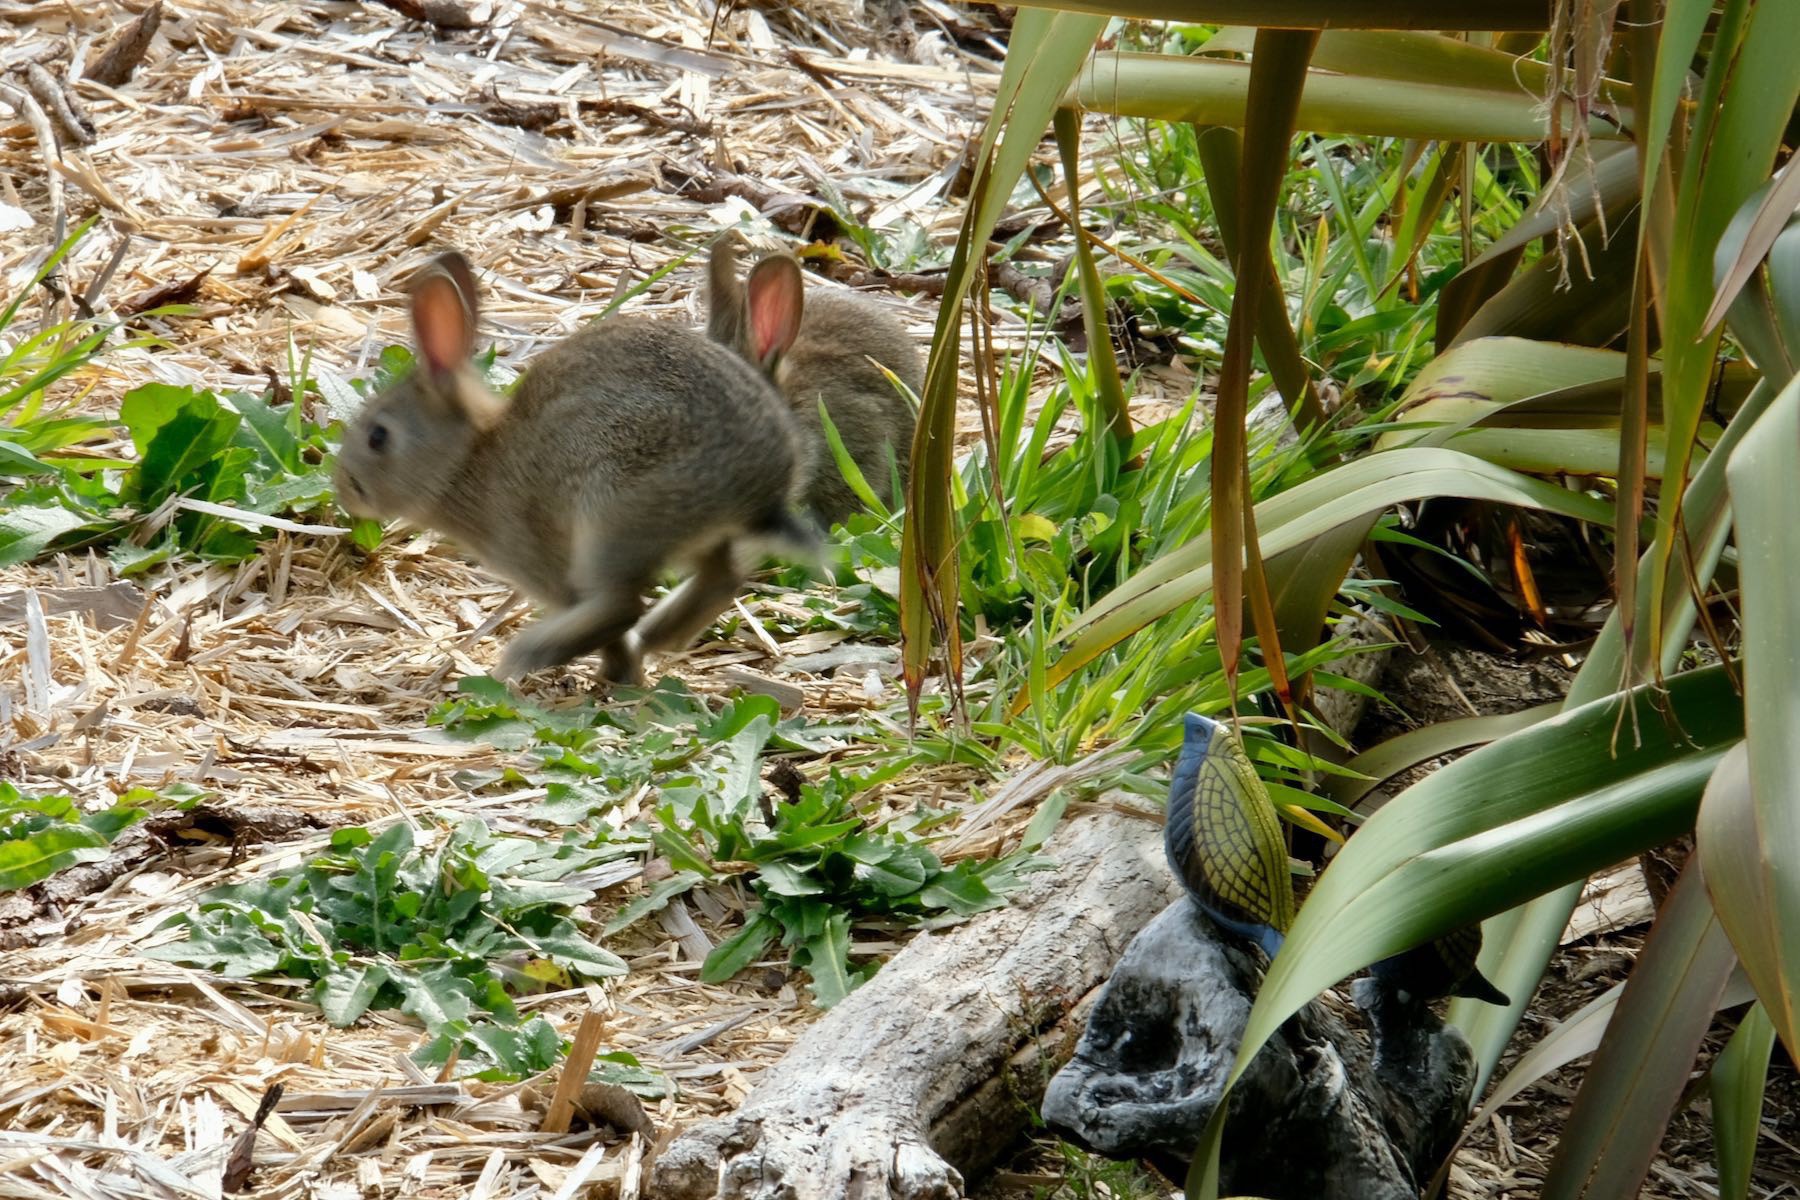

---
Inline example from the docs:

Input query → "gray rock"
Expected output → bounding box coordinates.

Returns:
[1041,902,1474,1200]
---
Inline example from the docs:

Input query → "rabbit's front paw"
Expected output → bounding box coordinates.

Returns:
[600,632,645,687]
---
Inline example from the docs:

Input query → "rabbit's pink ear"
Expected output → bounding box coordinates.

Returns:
[746,255,804,370]
[410,254,478,376]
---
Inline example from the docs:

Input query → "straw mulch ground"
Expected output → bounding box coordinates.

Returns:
[0,2,1018,1196]
[1,3,1794,1199]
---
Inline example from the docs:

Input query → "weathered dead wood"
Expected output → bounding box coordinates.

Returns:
[88,2,163,87]
[24,62,94,145]
[0,78,64,248]
[650,807,1180,1200]
[0,583,148,630]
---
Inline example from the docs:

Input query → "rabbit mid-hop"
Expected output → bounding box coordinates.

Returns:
[708,238,922,526]
[333,250,811,685]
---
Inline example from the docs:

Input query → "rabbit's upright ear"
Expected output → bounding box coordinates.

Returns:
[745,254,805,372]
[410,253,478,376]
[409,252,506,429]
[410,255,478,377]
[707,235,751,355]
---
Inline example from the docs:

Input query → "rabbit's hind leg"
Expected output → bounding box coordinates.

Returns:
[631,539,746,661]
[496,531,658,684]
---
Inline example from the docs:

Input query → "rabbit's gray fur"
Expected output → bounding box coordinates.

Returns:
[334,250,810,685]
[707,235,921,526]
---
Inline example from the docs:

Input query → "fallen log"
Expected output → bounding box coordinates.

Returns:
[650,806,1180,1200]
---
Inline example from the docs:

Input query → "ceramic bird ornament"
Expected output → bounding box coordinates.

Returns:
[1164,711,1295,959]
[1366,922,1510,1007]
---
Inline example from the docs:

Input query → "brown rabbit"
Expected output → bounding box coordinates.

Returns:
[707,235,921,526]
[334,250,812,685]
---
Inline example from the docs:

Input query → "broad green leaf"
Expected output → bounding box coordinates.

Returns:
[118,384,241,506]
[1709,373,1800,1063]
[590,1049,673,1099]
[318,964,389,1027]
[602,870,706,937]
[0,823,111,891]
[1711,1003,1778,1200]
[920,865,1002,916]
[1538,863,1737,1200]
[142,911,285,976]
[853,843,934,897]
[80,804,148,841]
[461,1017,562,1080]
[716,713,774,816]
[245,470,336,517]
[1229,665,1741,1119]
[1068,53,1631,143]
[530,931,628,979]
[799,910,855,1008]
[226,388,304,473]
[1327,703,1558,810]
[755,860,826,898]
[1038,448,1614,704]
[0,502,100,566]
[396,965,478,1033]
[701,911,781,984]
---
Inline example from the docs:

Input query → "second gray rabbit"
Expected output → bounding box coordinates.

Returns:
[707,235,922,527]
[333,250,812,685]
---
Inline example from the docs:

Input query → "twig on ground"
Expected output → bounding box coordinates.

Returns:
[23,61,94,146]
[0,78,66,252]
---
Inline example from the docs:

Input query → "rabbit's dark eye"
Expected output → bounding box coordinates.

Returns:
[367,422,390,453]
